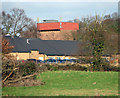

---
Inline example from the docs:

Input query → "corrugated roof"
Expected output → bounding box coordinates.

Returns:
[37,22,79,31]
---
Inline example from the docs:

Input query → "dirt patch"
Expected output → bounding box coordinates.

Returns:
[4,79,45,87]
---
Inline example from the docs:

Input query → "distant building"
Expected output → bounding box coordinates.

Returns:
[6,36,82,60]
[5,36,119,66]
[37,20,79,40]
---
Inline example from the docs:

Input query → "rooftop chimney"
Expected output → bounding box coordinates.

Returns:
[37,17,39,23]
[27,39,30,44]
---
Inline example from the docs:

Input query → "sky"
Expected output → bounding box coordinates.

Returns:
[1,1,119,23]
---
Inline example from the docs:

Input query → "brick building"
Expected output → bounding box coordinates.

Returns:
[37,20,79,40]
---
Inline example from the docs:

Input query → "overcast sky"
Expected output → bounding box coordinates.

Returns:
[1,1,118,23]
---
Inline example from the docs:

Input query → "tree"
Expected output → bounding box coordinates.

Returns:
[75,13,119,71]
[2,8,33,36]
[103,17,118,55]
[73,18,80,23]
[21,23,39,38]
[1,11,12,36]
[2,37,14,54]
[82,15,105,71]
[111,12,118,19]
[104,14,111,20]
[71,12,118,53]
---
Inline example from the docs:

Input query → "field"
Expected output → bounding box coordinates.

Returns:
[2,71,118,96]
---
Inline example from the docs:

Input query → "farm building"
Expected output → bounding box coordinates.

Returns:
[4,36,119,66]
[37,20,79,40]
[6,36,83,60]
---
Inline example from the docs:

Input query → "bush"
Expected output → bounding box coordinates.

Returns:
[101,65,119,72]
[43,64,88,71]
[19,61,40,76]
[42,63,119,72]
[2,59,42,87]
[2,59,119,87]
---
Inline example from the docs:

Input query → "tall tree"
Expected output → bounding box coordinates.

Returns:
[75,13,118,71]
[2,8,33,36]
[71,12,118,55]
[81,15,105,71]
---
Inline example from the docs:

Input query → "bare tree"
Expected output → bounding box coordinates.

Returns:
[111,12,118,19]
[21,23,39,38]
[2,8,33,36]
[2,11,13,36]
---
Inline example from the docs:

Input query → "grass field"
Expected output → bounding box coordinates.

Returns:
[2,71,118,96]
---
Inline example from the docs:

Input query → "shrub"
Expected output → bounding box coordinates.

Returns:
[41,63,119,72]
[19,61,39,76]
[2,59,42,87]
[101,65,119,72]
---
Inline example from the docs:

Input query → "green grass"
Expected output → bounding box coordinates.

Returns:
[2,70,118,96]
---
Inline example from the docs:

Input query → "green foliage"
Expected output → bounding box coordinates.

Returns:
[75,13,119,71]
[72,13,119,72]
[84,15,105,71]
[19,61,39,76]
[42,64,119,72]
[2,71,118,96]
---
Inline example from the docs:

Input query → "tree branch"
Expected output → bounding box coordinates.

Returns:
[7,73,38,83]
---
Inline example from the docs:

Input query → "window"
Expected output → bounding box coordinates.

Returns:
[39,57,43,60]
[65,57,69,59]
[48,57,55,59]
[57,57,63,60]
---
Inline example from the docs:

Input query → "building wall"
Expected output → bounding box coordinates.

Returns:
[9,51,119,66]
[39,30,75,40]
[9,51,74,61]
[29,51,40,60]
[39,31,61,40]
[9,53,30,60]
[37,22,79,40]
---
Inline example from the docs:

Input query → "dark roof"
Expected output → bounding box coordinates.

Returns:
[5,36,86,56]
[5,36,114,56]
